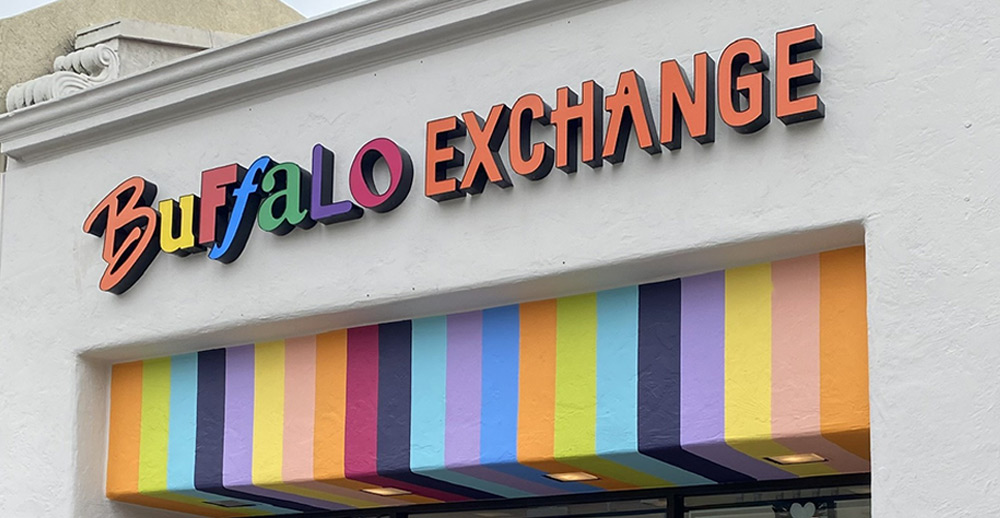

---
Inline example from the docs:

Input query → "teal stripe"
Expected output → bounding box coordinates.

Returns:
[596,287,638,453]
[168,353,198,492]
[595,287,712,485]
[409,316,527,497]
[410,316,449,471]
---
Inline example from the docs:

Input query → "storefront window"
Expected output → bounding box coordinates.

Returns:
[683,485,870,517]
[409,484,870,518]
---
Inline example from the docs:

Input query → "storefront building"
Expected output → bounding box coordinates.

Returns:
[0,0,997,517]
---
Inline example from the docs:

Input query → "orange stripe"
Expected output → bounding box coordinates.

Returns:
[314,330,356,488]
[108,362,239,518]
[516,300,617,489]
[819,246,871,460]
[108,362,143,501]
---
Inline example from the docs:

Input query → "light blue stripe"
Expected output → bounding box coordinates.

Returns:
[168,354,199,492]
[595,287,712,485]
[410,316,449,471]
[596,287,639,453]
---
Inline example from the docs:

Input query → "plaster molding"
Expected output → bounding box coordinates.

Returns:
[0,0,609,163]
[73,19,244,51]
[5,44,120,113]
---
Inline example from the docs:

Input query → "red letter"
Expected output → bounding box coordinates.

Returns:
[509,93,554,180]
[776,24,824,124]
[460,103,512,194]
[719,38,770,134]
[350,138,413,213]
[660,53,716,150]
[425,116,466,201]
[199,164,242,247]
[83,177,160,294]
[551,80,604,173]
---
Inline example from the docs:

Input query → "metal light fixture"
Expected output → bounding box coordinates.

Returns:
[765,453,828,465]
[544,471,599,482]
[362,487,413,496]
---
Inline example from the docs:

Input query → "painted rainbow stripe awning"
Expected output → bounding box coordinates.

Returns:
[107,247,869,517]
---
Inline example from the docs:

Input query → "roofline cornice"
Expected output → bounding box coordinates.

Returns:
[0,0,608,163]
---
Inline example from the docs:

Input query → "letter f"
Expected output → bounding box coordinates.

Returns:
[207,156,273,263]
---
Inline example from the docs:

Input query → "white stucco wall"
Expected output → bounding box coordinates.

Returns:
[0,0,998,516]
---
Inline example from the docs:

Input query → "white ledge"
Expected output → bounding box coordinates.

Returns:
[0,0,608,163]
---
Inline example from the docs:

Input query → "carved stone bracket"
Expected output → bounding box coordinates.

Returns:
[6,44,120,112]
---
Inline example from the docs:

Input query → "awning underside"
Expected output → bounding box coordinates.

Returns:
[107,247,869,517]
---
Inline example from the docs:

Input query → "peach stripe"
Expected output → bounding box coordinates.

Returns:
[284,336,317,482]
[772,255,822,438]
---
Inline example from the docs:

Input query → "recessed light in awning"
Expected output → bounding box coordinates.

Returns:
[545,471,600,482]
[362,487,413,496]
[765,453,828,465]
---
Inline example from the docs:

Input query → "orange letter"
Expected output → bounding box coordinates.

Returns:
[509,93,554,180]
[425,116,466,201]
[551,80,604,173]
[660,53,716,150]
[776,24,825,124]
[603,70,660,163]
[83,177,160,294]
[719,38,770,134]
[459,104,512,195]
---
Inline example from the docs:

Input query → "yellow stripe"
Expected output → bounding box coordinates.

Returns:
[253,341,286,486]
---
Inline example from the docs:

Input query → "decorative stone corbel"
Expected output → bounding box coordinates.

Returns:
[6,43,120,112]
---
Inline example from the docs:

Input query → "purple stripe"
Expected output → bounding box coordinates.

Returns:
[445,311,483,468]
[223,344,255,486]
[679,273,791,479]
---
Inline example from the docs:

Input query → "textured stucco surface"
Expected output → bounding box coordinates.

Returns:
[0,0,303,113]
[0,0,999,517]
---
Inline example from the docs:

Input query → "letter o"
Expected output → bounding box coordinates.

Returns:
[349,138,413,213]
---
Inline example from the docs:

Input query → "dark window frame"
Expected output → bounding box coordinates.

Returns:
[293,473,869,518]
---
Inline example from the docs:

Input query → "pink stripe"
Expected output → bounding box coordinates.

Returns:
[772,256,868,472]
[445,312,483,468]
[283,336,317,483]
[345,326,379,479]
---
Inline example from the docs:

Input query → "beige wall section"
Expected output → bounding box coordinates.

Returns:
[0,0,304,113]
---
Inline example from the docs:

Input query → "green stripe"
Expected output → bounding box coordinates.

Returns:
[138,358,171,494]
[554,294,598,458]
